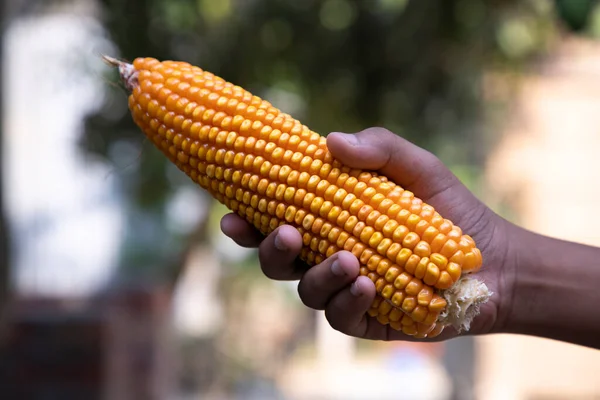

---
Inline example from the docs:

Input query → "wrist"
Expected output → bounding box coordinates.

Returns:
[503,226,600,348]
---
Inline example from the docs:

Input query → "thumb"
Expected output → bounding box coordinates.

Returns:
[325,128,483,223]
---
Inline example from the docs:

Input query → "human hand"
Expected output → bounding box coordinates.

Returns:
[220,128,514,341]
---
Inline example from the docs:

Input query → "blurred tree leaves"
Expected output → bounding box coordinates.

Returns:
[82,0,599,280]
[555,0,597,31]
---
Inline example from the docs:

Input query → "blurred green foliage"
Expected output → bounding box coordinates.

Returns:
[555,0,598,31]
[82,0,599,280]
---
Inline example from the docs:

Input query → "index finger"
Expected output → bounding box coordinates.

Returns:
[258,225,306,281]
[220,213,264,248]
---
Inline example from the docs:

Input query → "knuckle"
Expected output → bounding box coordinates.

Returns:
[259,262,279,280]
[416,151,451,186]
[357,127,399,162]
[258,254,282,282]
[297,280,324,310]
[324,305,349,334]
[362,127,408,157]
[420,148,443,170]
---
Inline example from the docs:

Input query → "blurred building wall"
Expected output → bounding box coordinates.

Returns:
[478,37,600,400]
[3,2,120,297]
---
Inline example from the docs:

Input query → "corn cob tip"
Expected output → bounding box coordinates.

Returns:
[101,55,138,92]
[439,277,491,333]
[101,54,123,67]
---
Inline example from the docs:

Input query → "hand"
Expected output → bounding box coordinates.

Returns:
[220,127,515,341]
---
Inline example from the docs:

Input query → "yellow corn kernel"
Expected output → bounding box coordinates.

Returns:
[404,254,421,275]
[389,308,404,322]
[402,324,418,336]
[384,266,402,283]
[378,299,393,315]
[381,284,395,299]
[389,321,402,331]
[402,297,417,313]
[413,241,431,257]
[437,271,454,289]
[423,311,439,326]
[405,278,423,296]
[385,242,402,261]
[376,259,392,276]
[394,272,412,290]
[415,322,436,338]
[428,297,448,312]
[401,313,414,326]
[447,262,462,283]
[377,314,390,325]
[375,278,387,293]
[111,56,486,337]
[371,295,383,309]
[391,292,405,307]
[463,248,483,272]
[414,256,429,279]
[430,253,448,269]
[427,323,445,338]
[423,263,440,286]
[417,286,434,306]
[410,306,429,323]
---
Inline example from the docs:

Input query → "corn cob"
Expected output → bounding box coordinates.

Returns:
[105,56,491,339]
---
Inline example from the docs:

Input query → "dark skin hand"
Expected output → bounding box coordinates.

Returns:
[221,128,600,349]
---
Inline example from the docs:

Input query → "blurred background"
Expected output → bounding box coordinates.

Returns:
[1,0,600,399]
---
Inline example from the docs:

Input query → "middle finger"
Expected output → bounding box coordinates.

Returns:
[297,251,360,310]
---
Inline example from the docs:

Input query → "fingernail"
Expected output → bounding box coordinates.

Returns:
[350,281,362,297]
[274,232,288,252]
[331,260,345,276]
